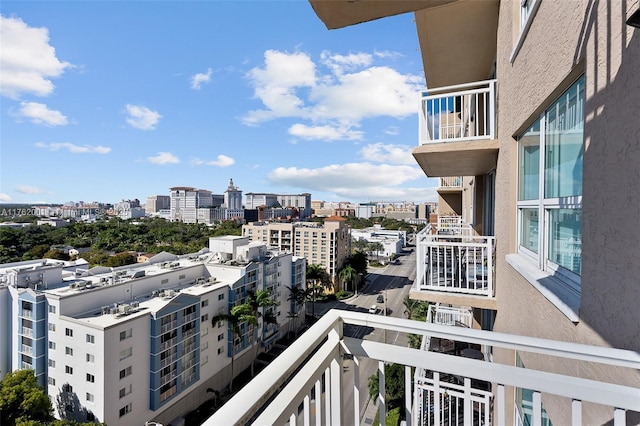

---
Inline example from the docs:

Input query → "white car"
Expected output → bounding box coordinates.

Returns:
[369,305,378,314]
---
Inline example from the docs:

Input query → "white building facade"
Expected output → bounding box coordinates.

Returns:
[0,237,305,426]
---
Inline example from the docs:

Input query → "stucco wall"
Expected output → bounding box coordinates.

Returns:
[493,0,640,423]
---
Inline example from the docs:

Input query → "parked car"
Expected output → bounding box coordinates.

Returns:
[369,305,378,314]
[376,294,384,303]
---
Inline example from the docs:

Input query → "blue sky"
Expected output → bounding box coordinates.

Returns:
[0,1,438,205]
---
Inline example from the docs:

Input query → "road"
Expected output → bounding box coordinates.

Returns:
[306,247,417,425]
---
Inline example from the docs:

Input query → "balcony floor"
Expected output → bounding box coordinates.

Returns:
[413,139,499,177]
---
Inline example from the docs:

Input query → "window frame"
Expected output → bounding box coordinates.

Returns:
[516,75,584,291]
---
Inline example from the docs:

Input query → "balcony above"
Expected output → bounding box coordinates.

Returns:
[308,0,455,30]
[412,223,497,310]
[413,80,498,178]
[438,176,463,192]
[203,309,640,426]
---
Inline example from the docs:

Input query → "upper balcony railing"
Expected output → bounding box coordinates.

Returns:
[416,224,494,297]
[439,177,463,189]
[203,309,640,426]
[419,80,496,145]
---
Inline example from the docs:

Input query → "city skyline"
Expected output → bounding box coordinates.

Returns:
[0,2,440,205]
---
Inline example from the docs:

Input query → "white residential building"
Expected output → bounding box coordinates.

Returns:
[0,237,305,426]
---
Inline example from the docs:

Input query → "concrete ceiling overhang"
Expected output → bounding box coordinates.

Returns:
[309,0,457,30]
[412,140,499,177]
[415,0,499,88]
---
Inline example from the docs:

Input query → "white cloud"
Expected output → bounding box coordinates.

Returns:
[0,15,72,99]
[0,193,11,202]
[242,50,317,125]
[374,50,403,60]
[288,123,363,141]
[359,143,415,165]
[190,68,212,90]
[148,152,179,165]
[125,104,161,130]
[191,155,235,167]
[269,162,424,195]
[242,49,423,136]
[16,184,44,194]
[35,142,110,154]
[384,126,400,136]
[15,101,68,126]
[309,66,422,120]
[320,51,372,76]
[268,162,437,202]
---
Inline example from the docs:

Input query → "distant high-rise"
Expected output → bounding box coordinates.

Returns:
[146,195,171,214]
[169,187,213,223]
[223,179,243,220]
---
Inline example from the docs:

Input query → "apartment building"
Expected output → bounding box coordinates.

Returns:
[169,187,214,223]
[245,192,312,219]
[0,237,305,426]
[205,2,640,425]
[242,216,351,290]
[146,195,170,215]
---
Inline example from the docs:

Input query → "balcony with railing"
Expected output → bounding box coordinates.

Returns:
[203,309,639,426]
[438,177,463,190]
[413,80,498,178]
[412,224,496,310]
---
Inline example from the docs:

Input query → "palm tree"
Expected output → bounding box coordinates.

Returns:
[339,264,358,294]
[211,303,257,392]
[247,290,277,377]
[369,241,384,262]
[402,295,420,320]
[286,285,305,337]
[306,264,326,319]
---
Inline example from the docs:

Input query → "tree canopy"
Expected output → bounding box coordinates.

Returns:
[0,217,242,265]
[0,370,53,426]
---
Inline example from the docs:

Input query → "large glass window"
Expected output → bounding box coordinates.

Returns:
[517,75,584,280]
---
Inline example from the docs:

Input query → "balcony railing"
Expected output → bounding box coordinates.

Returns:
[415,225,494,297]
[439,177,463,189]
[20,326,34,337]
[436,216,470,236]
[203,309,639,426]
[419,80,496,145]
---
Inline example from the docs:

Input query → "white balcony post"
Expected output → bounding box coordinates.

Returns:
[315,379,322,426]
[353,356,360,426]
[378,360,386,426]
[330,354,342,425]
[433,372,441,426]
[405,365,412,426]
[303,394,310,426]
[324,367,331,425]
[464,377,472,425]
[571,399,582,426]
[489,80,496,138]
[532,391,542,426]
[497,384,506,425]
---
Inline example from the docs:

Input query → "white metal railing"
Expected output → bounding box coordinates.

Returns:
[416,226,495,297]
[161,320,177,333]
[161,337,178,351]
[415,372,493,426]
[203,310,640,426]
[419,80,496,145]
[439,177,463,189]
[160,350,178,369]
[21,344,34,355]
[20,327,34,337]
[436,216,471,236]
[428,303,473,328]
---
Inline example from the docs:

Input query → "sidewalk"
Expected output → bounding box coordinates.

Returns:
[361,396,378,425]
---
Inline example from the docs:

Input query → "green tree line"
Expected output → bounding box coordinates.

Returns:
[0,217,242,264]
